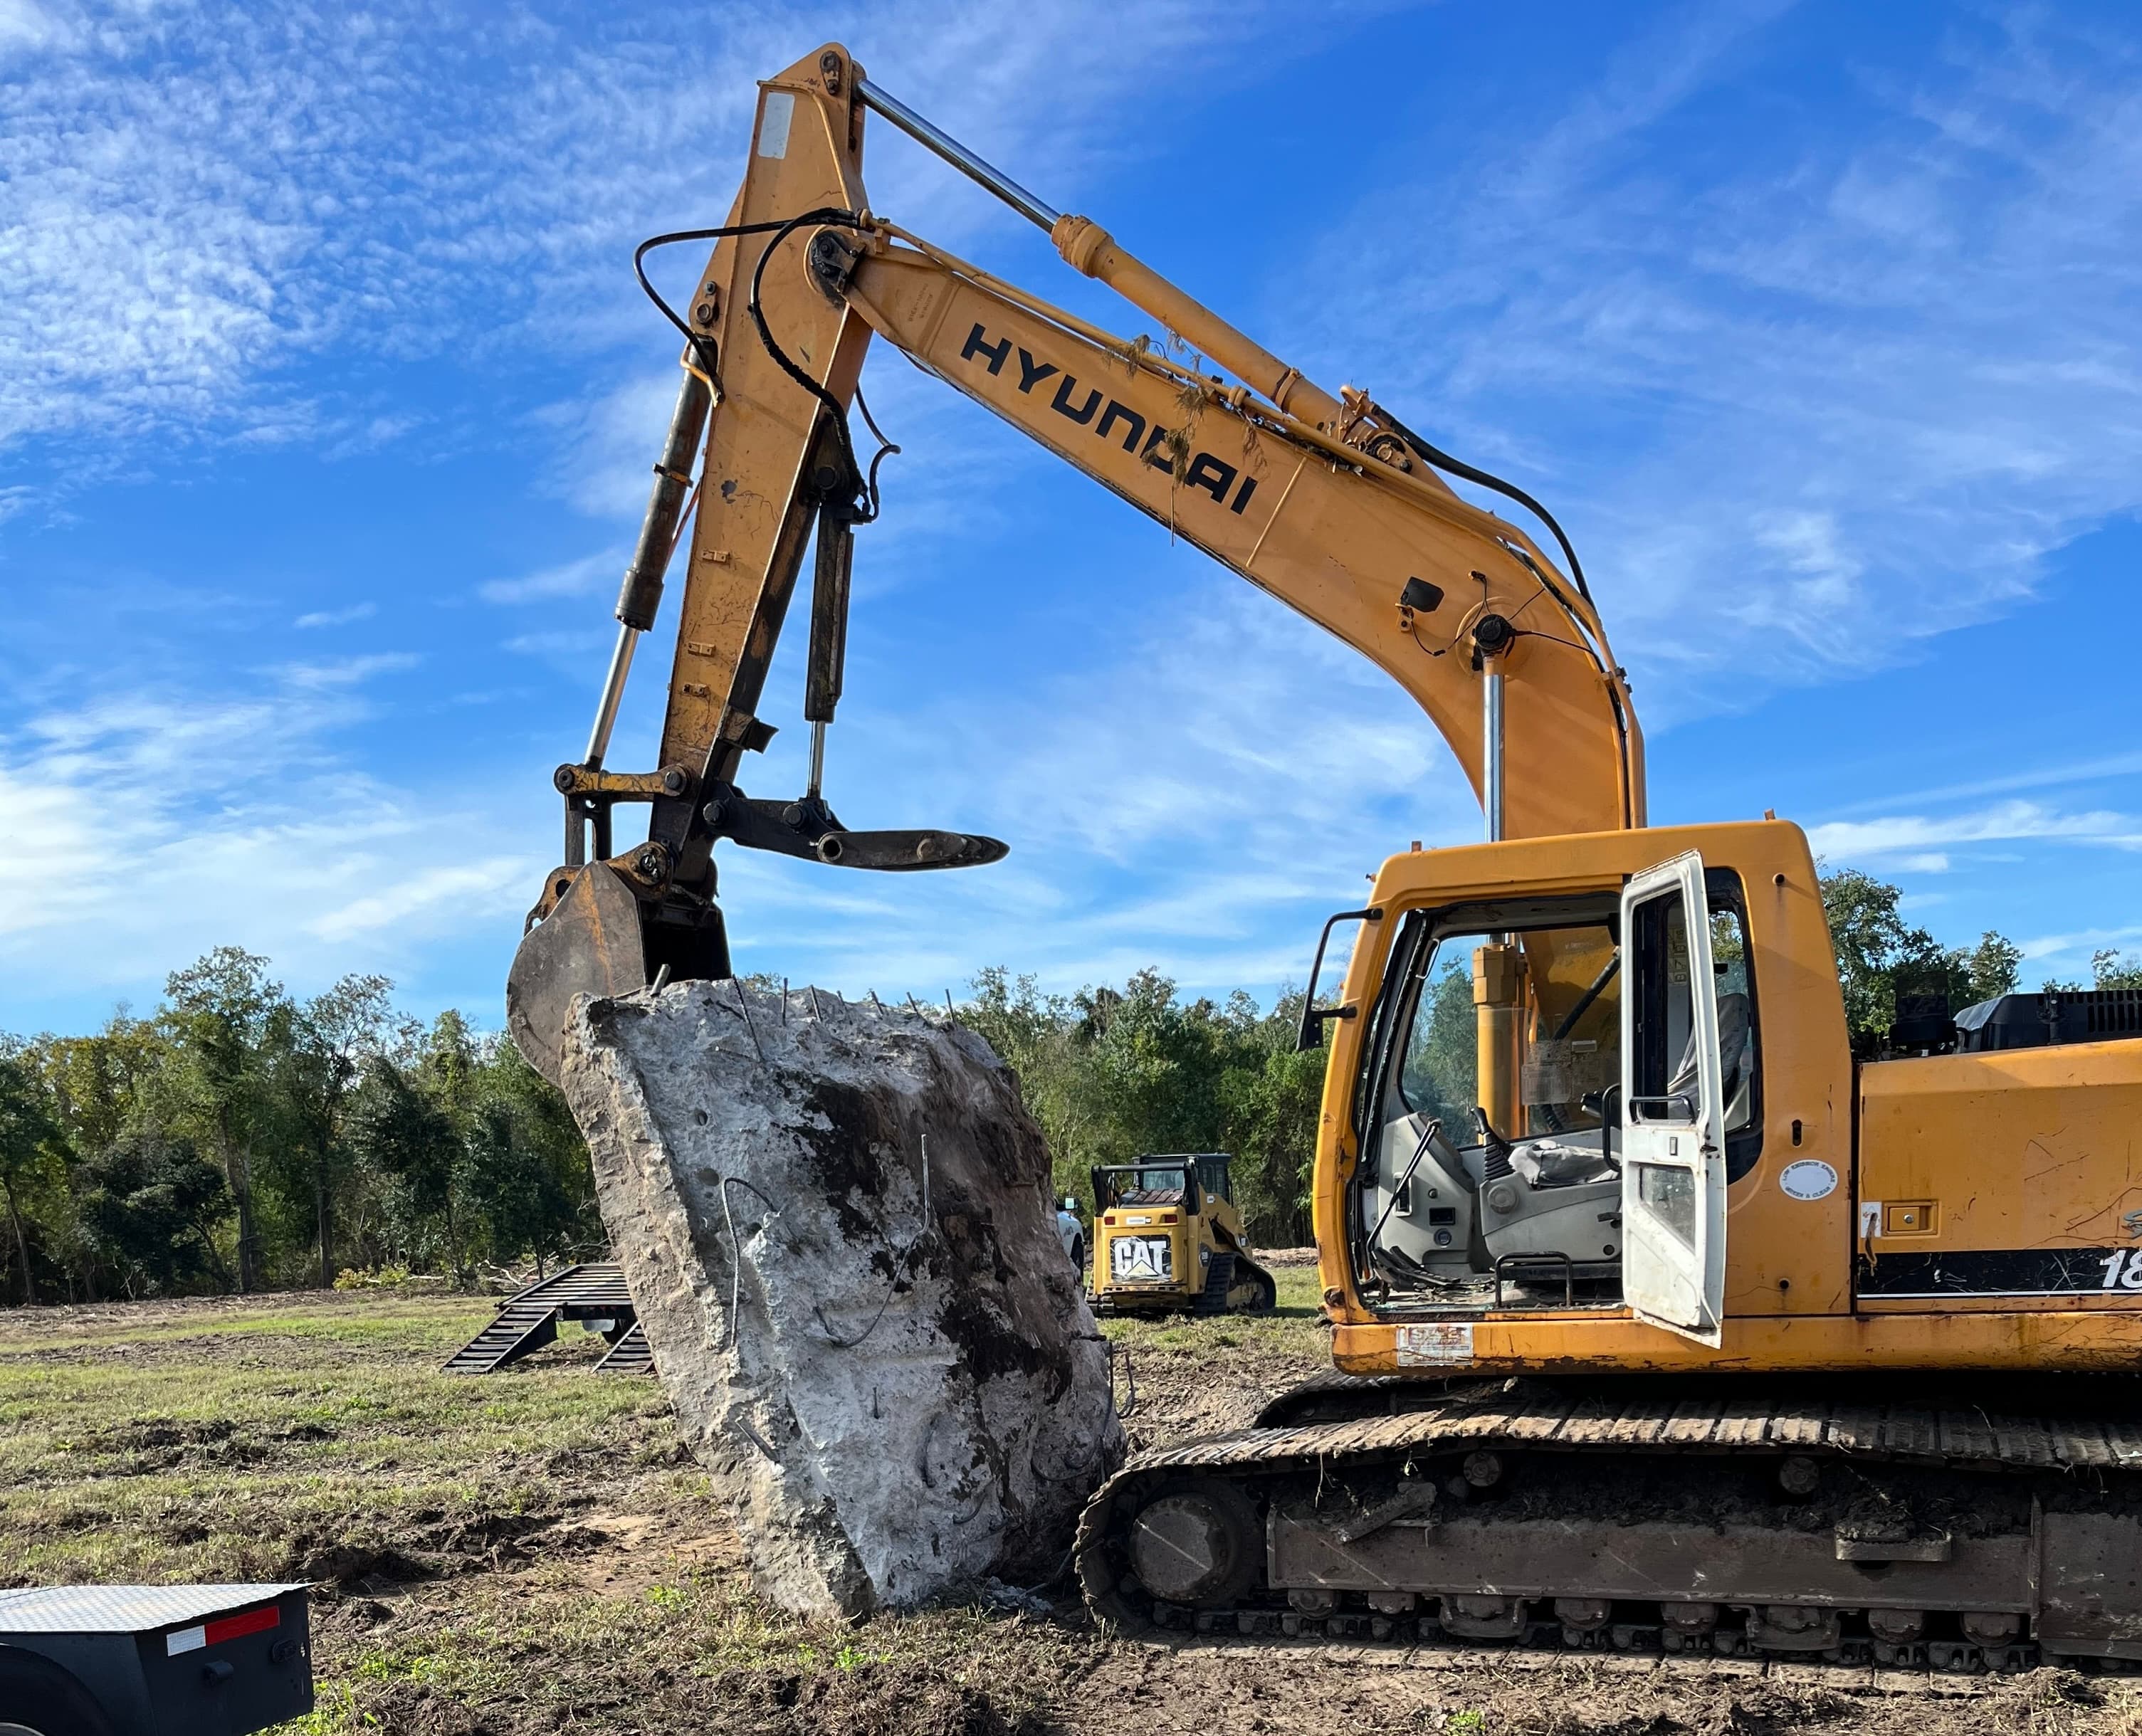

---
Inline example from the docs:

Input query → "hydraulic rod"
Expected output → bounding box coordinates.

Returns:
[856,78,1060,231]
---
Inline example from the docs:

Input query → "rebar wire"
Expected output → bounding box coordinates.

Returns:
[716,1174,784,1351]
[812,1133,933,1350]
[730,978,769,1068]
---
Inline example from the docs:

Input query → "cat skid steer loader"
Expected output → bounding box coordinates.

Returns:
[508,46,2142,1671]
[1089,1154,1277,1317]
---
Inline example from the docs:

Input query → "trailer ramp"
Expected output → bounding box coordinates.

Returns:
[441,1262,649,1374]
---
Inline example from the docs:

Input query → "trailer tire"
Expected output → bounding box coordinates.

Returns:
[0,1646,116,1736]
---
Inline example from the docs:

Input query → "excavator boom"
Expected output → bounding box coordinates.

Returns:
[506,44,1641,1078]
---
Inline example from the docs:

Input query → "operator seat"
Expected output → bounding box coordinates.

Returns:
[1667,991,1751,1122]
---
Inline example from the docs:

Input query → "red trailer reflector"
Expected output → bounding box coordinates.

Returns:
[167,1601,280,1655]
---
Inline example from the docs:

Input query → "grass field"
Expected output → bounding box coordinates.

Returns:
[4,1275,2136,1735]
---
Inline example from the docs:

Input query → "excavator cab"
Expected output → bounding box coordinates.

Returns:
[1343,843,1748,1344]
[1089,1154,1276,1317]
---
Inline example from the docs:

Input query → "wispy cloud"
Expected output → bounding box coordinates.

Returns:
[2017,922,2142,964]
[0,0,1367,489]
[1822,751,2142,819]
[481,551,620,606]
[0,660,540,1004]
[280,653,421,690]
[1302,6,2142,719]
[1806,799,2142,863]
[294,601,376,630]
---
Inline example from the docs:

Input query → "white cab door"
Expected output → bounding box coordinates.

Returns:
[1619,851,1726,1345]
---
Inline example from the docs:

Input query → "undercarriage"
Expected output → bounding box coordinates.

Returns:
[1076,1373,2142,1673]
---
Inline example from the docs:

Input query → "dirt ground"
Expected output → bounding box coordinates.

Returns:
[3,1273,2137,1735]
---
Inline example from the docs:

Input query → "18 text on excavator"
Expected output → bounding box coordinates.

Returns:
[506,44,2142,1671]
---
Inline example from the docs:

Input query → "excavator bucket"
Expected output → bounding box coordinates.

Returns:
[505,863,649,1088]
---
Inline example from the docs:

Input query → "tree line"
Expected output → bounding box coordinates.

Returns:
[1,873,2133,1303]
[0,949,592,1305]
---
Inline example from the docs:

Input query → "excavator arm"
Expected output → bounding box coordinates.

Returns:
[505,43,1644,1080]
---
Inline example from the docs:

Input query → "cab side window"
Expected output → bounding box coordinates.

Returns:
[1631,875,1762,1173]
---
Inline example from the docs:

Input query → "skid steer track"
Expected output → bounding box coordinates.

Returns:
[1076,1374,2142,1676]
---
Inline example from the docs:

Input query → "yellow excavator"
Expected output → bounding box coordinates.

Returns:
[508,46,2142,1671]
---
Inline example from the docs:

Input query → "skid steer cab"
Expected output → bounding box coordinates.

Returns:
[1089,1154,1277,1317]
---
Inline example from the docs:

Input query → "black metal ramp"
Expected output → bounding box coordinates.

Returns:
[593,1321,655,1374]
[441,1262,639,1375]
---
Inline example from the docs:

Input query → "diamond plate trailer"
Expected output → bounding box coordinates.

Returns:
[0,1585,310,1736]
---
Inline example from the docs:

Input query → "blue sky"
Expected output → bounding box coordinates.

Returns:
[3,0,2138,1034]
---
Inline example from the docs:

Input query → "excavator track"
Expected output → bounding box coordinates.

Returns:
[1076,1374,2142,1675]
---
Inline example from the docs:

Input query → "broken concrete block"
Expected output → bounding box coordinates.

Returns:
[558,982,1122,1619]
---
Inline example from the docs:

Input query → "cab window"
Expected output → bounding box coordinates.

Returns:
[1397,917,1622,1142]
[1628,875,1762,1172]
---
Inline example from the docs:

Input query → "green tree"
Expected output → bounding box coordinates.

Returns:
[1962,932,2025,1005]
[964,968,1107,1206]
[473,1036,597,1272]
[349,1057,470,1281]
[263,974,392,1286]
[416,1010,481,1127]
[162,949,285,1291]
[962,968,1328,1245]
[0,1055,65,1304]
[34,1017,168,1160]
[75,1132,232,1296]
[1076,970,1235,1163]
[1817,868,2022,1050]
[2094,949,2142,989]
[463,1100,579,1275]
[1404,963,1477,1125]
[1217,992,1325,1245]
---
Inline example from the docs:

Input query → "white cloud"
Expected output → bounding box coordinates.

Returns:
[1805,799,2142,863]
[309,861,532,945]
[0,0,65,56]
[2017,923,2142,964]
[293,601,376,629]
[1821,751,2142,819]
[1297,6,2142,718]
[481,549,621,605]
[0,0,1367,488]
[280,653,421,690]
[0,662,541,1008]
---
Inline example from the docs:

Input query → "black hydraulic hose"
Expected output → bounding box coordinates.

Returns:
[745,206,881,518]
[1552,952,1621,1042]
[1377,405,1594,609]
[634,217,824,384]
[1380,406,1637,829]
[633,211,898,522]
